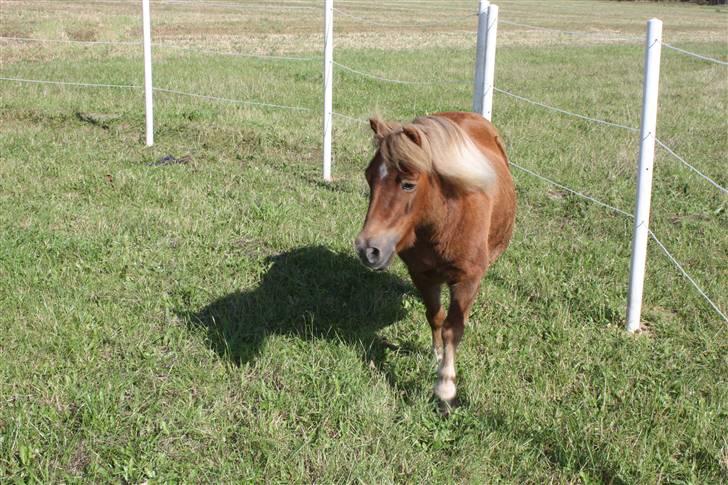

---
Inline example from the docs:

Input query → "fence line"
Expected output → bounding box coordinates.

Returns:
[9,0,728,71]
[0,36,319,62]
[155,87,314,112]
[661,43,728,66]
[0,76,142,90]
[494,87,726,194]
[334,61,469,85]
[655,140,727,194]
[647,231,727,323]
[494,86,638,132]
[15,7,724,67]
[332,111,368,125]
[498,19,728,66]
[508,160,727,324]
[5,60,722,195]
[509,161,633,217]
[0,77,314,113]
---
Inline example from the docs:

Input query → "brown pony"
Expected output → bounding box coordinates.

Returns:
[355,112,516,405]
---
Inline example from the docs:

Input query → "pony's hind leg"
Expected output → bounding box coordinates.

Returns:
[411,275,445,363]
[434,278,480,404]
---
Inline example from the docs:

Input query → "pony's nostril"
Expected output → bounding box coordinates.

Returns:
[365,247,381,264]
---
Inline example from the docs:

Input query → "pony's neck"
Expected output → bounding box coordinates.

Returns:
[417,175,455,242]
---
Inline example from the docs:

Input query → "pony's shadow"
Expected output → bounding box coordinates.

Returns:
[184,245,414,367]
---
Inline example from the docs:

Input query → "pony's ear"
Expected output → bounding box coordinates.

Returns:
[369,117,392,143]
[402,124,424,147]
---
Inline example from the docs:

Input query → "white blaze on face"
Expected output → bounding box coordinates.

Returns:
[378,162,388,180]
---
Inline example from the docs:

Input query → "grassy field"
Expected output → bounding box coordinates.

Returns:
[1,0,727,482]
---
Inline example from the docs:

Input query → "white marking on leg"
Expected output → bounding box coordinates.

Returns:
[432,345,444,364]
[434,343,456,402]
[378,162,388,180]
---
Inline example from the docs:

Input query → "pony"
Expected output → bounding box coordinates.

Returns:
[355,111,516,405]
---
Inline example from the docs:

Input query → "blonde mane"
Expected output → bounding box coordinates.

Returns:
[376,115,497,192]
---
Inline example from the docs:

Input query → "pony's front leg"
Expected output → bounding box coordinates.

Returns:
[430,307,446,363]
[434,278,481,404]
[411,275,445,363]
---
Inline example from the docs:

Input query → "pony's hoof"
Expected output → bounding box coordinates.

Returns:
[436,395,461,416]
[434,378,456,402]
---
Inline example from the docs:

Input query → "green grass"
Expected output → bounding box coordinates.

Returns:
[1,0,727,482]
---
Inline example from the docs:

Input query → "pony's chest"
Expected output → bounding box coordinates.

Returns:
[399,242,461,282]
[399,227,489,282]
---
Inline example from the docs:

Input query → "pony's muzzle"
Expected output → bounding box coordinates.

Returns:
[355,234,396,271]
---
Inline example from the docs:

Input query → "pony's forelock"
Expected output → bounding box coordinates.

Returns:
[376,116,497,191]
[379,126,432,176]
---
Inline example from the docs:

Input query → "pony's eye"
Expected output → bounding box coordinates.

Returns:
[401,182,416,192]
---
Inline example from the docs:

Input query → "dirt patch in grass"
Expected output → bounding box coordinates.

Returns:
[65,27,99,42]
[67,441,91,475]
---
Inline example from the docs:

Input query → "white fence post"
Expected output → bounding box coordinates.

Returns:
[322,0,334,182]
[626,18,663,333]
[142,0,154,146]
[482,4,498,121]
[472,0,489,114]
[473,3,498,120]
